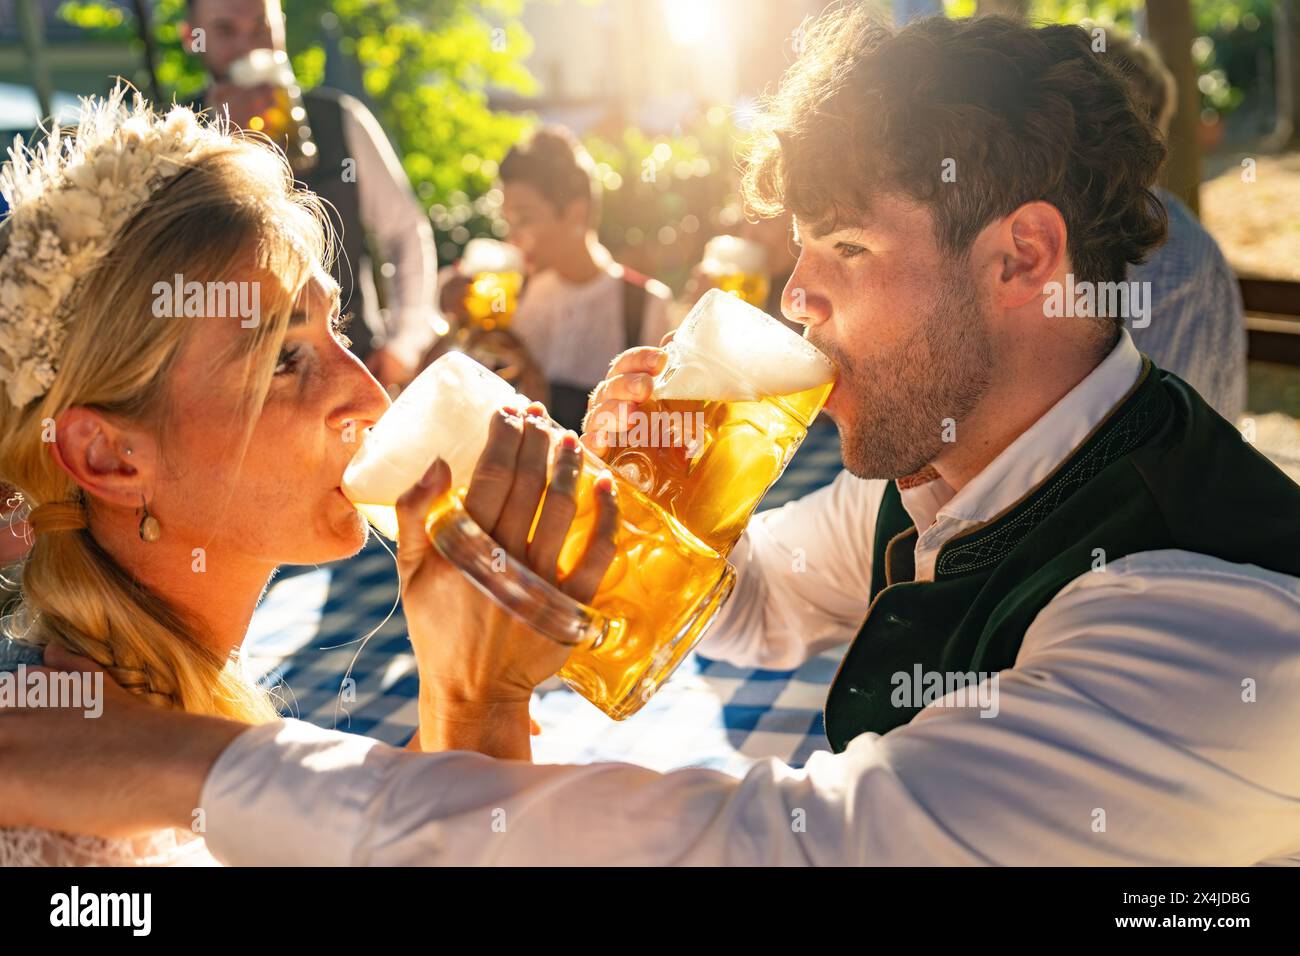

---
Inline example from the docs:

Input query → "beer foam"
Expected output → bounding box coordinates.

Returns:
[655,288,833,402]
[342,351,526,508]
[228,49,295,88]
[700,235,767,276]
[460,238,524,276]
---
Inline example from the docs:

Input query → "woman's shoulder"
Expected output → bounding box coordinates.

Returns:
[0,636,44,672]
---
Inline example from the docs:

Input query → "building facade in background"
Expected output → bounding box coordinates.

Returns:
[497,0,832,134]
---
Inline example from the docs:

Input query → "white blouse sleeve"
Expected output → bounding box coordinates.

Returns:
[199,551,1300,866]
[339,97,438,367]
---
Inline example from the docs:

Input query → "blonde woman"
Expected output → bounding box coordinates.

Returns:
[0,88,617,865]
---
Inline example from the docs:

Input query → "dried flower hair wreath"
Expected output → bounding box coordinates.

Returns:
[0,84,232,409]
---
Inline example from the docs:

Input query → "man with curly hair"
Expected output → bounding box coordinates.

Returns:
[4,9,1300,866]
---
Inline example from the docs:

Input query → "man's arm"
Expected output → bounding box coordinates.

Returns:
[0,666,247,840]
[340,96,439,369]
[12,551,1292,863]
[189,551,1300,866]
[696,470,884,669]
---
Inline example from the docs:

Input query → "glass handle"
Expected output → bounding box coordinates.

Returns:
[424,499,613,650]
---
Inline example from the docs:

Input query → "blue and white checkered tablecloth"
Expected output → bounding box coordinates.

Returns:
[245,419,846,775]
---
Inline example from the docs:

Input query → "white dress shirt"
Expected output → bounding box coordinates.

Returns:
[201,330,1300,865]
[338,96,439,368]
[510,251,674,387]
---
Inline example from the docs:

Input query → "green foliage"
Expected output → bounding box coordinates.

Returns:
[1019,0,1142,25]
[939,0,1272,118]
[57,0,1281,271]
[1191,0,1272,35]
[584,108,746,293]
[941,0,1270,33]
[59,0,539,258]
[59,1,129,32]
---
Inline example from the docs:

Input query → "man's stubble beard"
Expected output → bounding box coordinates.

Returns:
[819,263,993,481]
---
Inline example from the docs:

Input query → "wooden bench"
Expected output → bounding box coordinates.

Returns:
[1241,277,1300,366]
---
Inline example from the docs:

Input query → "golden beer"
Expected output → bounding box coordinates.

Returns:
[343,352,735,720]
[700,235,770,309]
[229,49,319,176]
[602,288,835,555]
[460,238,525,330]
[713,272,770,309]
[607,382,833,555]
[463,271,524,329]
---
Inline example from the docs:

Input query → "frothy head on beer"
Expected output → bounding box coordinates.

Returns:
[341,352,527,535]
[656,288,834,404]
[700,236,768,279]
[459,238,525,277]
[227,49,294,89]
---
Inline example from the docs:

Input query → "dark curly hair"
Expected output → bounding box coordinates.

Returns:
[743,9,1168,294]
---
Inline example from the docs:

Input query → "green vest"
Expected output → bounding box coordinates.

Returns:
[823,358,1300,753]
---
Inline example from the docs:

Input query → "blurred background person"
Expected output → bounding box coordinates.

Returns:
[421,237,550,402]
[443,127,672,431]
[1101,27,1248,422]
[180,0,438,392]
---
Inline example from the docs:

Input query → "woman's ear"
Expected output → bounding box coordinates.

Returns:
[984,200,1069,312]
[46,407,156,510]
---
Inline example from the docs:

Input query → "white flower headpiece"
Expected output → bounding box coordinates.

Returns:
[0,84,230,408]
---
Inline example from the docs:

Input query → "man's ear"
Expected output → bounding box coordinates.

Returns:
[46,408,156,511]
[980,200,1069,313]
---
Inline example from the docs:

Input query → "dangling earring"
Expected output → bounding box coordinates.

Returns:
[138,493,161,543]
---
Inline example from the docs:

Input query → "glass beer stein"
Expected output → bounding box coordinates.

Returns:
[460,238,525,331]
[228,49,319,176]
[700,235,770,309]
[341,352,736,720]
[601,288,835,555]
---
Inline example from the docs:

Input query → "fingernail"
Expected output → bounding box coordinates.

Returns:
[418,459,443,487]
[561,431,579,450]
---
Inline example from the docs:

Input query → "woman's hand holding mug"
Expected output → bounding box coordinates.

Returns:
[395,402,618,759]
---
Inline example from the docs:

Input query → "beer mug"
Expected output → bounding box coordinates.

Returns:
[700,235,770,309]
[341,351,736,719]
[601,288,835,555]
[228,49,319,176]
[460,239,525,331]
